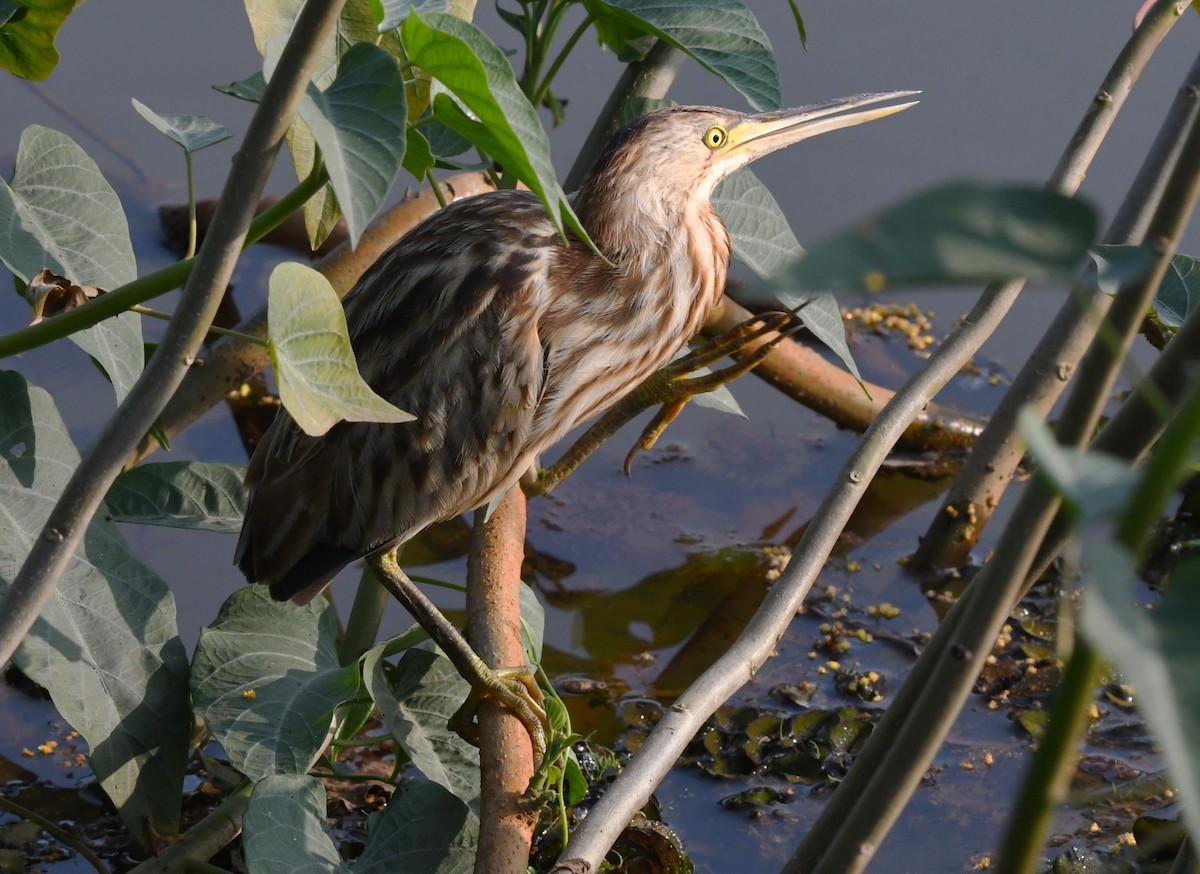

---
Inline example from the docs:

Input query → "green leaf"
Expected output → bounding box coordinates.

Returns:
[0,126,143,404]
[1087,243,1156,296]
[364,645,481,808]
[191,587,361,780]
[404,126,436,180]
[243,775,348,874]
[519,581,544,661]
[713,167,802,279]
[402,12,593,249]
[789,292,865,387]
[0,372,189,845]
[106,461,248,533]
[0,1,28,27]
[296,42,408,247]
[214,71,267,102]
[0,0,80,79]
[749,183,1098,298]
[376,0,450,31]
[131,100,233,153]
[245,0,409,248]
[712,168,862,388]
[1018,408,1138,522]
[585,0,781,111]
[1081,549,1200,846]
[669,345,744,418]
[357,780,478,874]
[786,0,807,50]
[267,261,415,437]
[1152,254,1200,329]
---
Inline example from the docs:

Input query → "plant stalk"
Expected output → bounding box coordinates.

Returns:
[467,489,537,874]
[799,62,1200,874]
[912,14,1198,571]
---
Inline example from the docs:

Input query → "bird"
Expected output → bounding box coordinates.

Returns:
[235,92,918,760]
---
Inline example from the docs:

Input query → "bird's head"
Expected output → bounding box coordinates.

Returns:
[575,92,919,259]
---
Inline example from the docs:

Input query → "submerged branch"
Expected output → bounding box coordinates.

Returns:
[706,293,984,452]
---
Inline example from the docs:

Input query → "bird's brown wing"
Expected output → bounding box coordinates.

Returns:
[236,191,561,602]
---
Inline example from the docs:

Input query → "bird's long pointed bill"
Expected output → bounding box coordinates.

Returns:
[731,91,920,158]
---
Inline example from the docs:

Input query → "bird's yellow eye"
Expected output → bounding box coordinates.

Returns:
[703,126,728,149]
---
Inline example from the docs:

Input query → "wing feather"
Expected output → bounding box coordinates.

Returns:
[237,191,558,600]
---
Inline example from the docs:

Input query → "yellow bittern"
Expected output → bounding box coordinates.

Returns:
[236,93,916,759]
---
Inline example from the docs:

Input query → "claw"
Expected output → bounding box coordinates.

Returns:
[449,664,549,764]
[624,399,687,475]
[532,308,809,494]
[621,311,808,471]
[369,552,549,764]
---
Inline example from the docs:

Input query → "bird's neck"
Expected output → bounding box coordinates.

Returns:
[565,180,732,367]
[574,179,731,291]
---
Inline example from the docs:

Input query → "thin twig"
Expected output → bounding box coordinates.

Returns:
[914,42,1200,570]
[802,65,1200,874]
[551,4,1188,870]
[0,0,348,668]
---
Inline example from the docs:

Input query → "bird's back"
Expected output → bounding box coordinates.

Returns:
[236,191,565,602]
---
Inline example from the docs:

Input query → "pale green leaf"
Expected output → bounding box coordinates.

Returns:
[1082,549,1200,846]
[296,42,408,247]
[747,183,1098,299]
[245,0,408,246]
[243,775,348,874]
[267,261,415,437]
[131,99,233,153]
[713,168,862,386]
[1018,408,1138,522]
[1152,254,1200,329]
[0,371,189,844]
[106,461,248,533]
[376,0,449,31]
[191,587,360,780]
[713,167,802,279]
[364,645,480,808]
[358,780,478,874]
[586,0,781,111]
[0,126,142,404]
[519,581,544,661]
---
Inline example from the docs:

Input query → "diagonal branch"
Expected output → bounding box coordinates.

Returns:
[550,2,1187,870]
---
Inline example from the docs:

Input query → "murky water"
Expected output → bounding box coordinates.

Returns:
[1,3,1195,871]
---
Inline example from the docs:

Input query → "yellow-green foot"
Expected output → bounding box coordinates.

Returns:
[450,664,548,764]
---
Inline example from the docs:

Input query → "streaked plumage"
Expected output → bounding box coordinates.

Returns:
[236,95,917,605]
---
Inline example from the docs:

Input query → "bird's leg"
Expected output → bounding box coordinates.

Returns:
[368,550,548,764]
[526,310,806,495]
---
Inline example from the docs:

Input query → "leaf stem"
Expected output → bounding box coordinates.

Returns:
[532,14,593,108]
[185,150,198,260]
[131,306,269,347]
[0,163,327,361]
